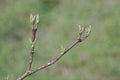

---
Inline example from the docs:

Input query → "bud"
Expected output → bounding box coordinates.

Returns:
[60,45,65,54]
[78,25,84,36]
[35,14,39,24]
[30,14,36,24]
[78,25,91,41]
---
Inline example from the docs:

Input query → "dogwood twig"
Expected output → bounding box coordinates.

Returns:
[17,14,91,80]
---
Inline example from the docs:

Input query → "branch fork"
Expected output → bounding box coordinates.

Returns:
[17,14,91,80]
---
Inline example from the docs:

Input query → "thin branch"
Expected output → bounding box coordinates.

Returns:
[17,14,39,80]
[30,38,81,75]
[28,28,37,70]
[28,14,39,71]
[17,38,81,80]
[17,14,91,80]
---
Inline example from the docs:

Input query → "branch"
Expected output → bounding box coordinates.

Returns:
[17,14,39,80]
[17,14,91,80]
[28,14,39,70]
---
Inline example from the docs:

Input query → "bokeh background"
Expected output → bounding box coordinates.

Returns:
[0,0,120,80]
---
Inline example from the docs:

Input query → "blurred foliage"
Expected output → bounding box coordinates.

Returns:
[0,0,120,80]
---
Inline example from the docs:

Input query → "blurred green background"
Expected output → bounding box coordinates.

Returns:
[0,0,120,80]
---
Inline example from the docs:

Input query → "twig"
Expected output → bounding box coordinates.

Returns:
[28,14,39,70]
[17,14,39,80]
[17,14,91,80]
